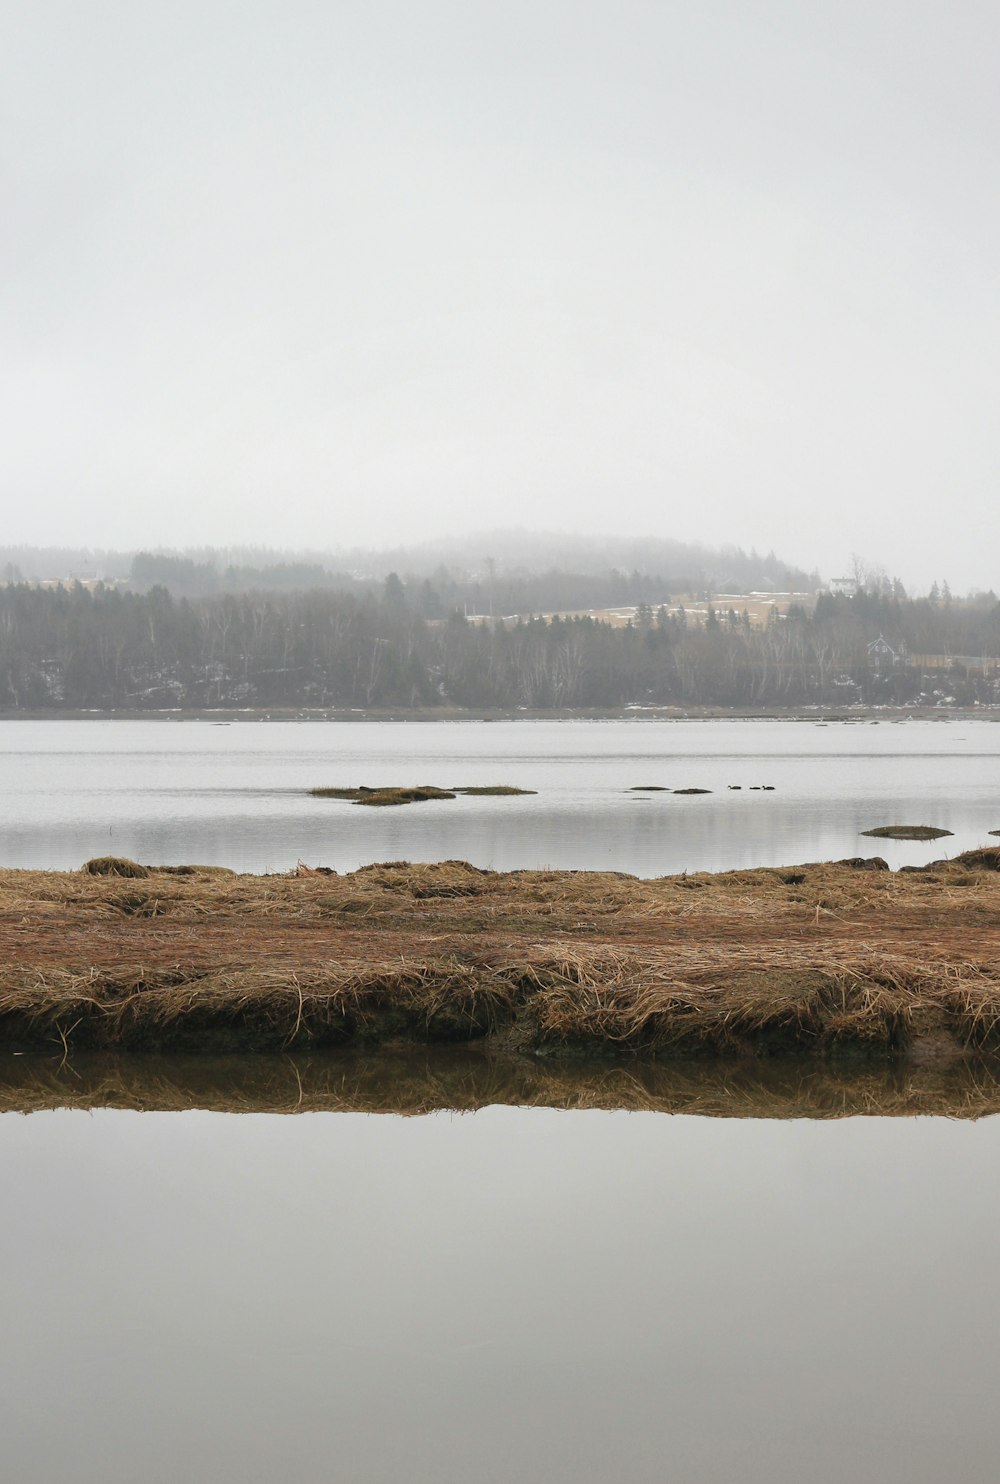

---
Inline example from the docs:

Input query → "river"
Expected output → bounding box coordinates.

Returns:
[1,715,998,874]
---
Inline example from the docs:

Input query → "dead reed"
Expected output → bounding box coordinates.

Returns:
[0,852,998,1056]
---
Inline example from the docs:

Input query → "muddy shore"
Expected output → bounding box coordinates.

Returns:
[2,852,999,1056]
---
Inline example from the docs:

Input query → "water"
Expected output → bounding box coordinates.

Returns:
[4,717,999,1480]
[2,1052,999,1484]
[1,715,999,874]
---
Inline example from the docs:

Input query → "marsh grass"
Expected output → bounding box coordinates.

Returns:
[309,784,534,805]
[453,785,536,796]
[862,825,954,840]
[2,851,1000,1056]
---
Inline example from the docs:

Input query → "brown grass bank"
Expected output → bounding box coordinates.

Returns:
[1,851,999,1057]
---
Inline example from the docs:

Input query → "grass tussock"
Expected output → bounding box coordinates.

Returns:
[862,825,954,840]
[453,785,536,796]
[83,856,150,878]
[2,855,1000,1057]
[310,784,533,805]
[311,785,456,806]
[951,847,1000,871]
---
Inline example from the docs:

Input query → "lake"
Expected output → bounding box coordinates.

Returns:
[4,719,1000,1481]
[1,715,999,875]
[2,1051,999,1484]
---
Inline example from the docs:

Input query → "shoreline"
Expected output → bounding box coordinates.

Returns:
[2,853,999,1057]
[0,704,996,723]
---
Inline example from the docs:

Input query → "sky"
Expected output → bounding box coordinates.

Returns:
[2,0,998,591]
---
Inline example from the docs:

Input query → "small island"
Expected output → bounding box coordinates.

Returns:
[310,784,536,806]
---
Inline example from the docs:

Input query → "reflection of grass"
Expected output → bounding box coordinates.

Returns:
[862,825,953,840]
[5,1048,1000,1121]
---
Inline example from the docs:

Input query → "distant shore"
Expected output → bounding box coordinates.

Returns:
[2,852,999,1058]
[0,704,996,723]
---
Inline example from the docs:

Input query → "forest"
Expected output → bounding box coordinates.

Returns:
[1,577,999,712]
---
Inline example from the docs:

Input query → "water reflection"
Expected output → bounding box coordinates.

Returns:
[3,1046,1000,1120]
[1,1054,999,1483]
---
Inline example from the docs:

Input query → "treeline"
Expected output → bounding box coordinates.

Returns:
[1,581,999,712]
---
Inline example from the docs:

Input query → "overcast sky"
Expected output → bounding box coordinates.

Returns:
[2,1,997,590]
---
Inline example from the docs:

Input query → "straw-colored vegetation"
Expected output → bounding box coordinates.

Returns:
[1,850,999,1057]
[454,785,536,796]
[861,824,954,840]
[309,784,534,805]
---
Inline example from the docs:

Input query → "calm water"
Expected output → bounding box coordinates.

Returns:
[2,715,999,874]
[1,1070,999,1484]
[4,721,998,1483]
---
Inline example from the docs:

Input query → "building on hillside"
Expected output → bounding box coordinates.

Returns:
[909,653,1000,676]
[867,635,906,671]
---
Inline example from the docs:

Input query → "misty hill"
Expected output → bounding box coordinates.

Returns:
[1,531,819,612]
[338,530,820,594]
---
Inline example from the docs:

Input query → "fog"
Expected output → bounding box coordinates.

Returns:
[3,1,997,592]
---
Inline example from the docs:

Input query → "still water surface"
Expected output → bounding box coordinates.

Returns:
[2,716,999,874]
[1,1076,998,1484]
[5,719,999,1479]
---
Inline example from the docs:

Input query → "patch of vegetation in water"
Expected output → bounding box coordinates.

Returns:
[453,786,536,796]
[861,825,953,840]
[310,784,533,806]
[673,787,712,795]
[630,785,671,792]
[356,786,456,807]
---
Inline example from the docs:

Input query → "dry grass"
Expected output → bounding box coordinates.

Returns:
[862,825,954,840]
[310,785,457,805]
[310,784,534,805]
[1,852,999,1055]
[453,785,536,796]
